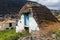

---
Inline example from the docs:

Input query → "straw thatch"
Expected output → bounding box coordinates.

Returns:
[19,1,58,27]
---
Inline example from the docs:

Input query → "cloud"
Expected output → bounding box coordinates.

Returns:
[40,0,60,6]
[29,0,60,10]
[28,0,37,1]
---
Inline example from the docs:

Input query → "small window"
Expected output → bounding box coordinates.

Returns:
[11,27,13,29]
[9,23,12,27]
[6,28,9,30]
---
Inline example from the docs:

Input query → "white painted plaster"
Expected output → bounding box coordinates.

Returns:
[16,15,24,32]
[16,14,39,33]
[29,16,39,33]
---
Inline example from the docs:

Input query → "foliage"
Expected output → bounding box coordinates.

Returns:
[58,20,60,22]
[0,29,30,40]
[55,30,60,35]
[57,16,60,18]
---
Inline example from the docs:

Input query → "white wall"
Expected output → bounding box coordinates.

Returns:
[16,15,24,32]
[29,16,39,33]
[16,14,39,33]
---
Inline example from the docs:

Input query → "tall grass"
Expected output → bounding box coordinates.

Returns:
[0,29,30,40]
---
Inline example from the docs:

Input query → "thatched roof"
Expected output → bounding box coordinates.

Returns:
[19,1,58,25]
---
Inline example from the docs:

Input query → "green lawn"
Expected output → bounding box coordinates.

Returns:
[0,29,30,40]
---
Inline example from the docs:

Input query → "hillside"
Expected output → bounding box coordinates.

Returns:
[51,9,60,16]
[0,0,27,17]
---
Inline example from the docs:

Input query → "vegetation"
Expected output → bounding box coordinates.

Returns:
[57,16,60,18]
[56,16,60,22]
[0,29,30,40]
[58,20,60,23]
[55,30,60,35]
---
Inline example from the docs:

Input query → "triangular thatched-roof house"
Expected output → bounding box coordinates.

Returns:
[19,1,58,24]
[16,1,58,33]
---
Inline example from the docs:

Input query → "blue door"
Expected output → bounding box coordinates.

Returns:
[24,13,29,26]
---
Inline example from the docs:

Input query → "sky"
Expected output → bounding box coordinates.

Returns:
[28,0,60,10]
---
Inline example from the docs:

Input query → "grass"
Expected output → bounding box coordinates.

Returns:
[57,16,60,18]
[55,30,60,35]
[58,20,60,22]
[0,29,30,40]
